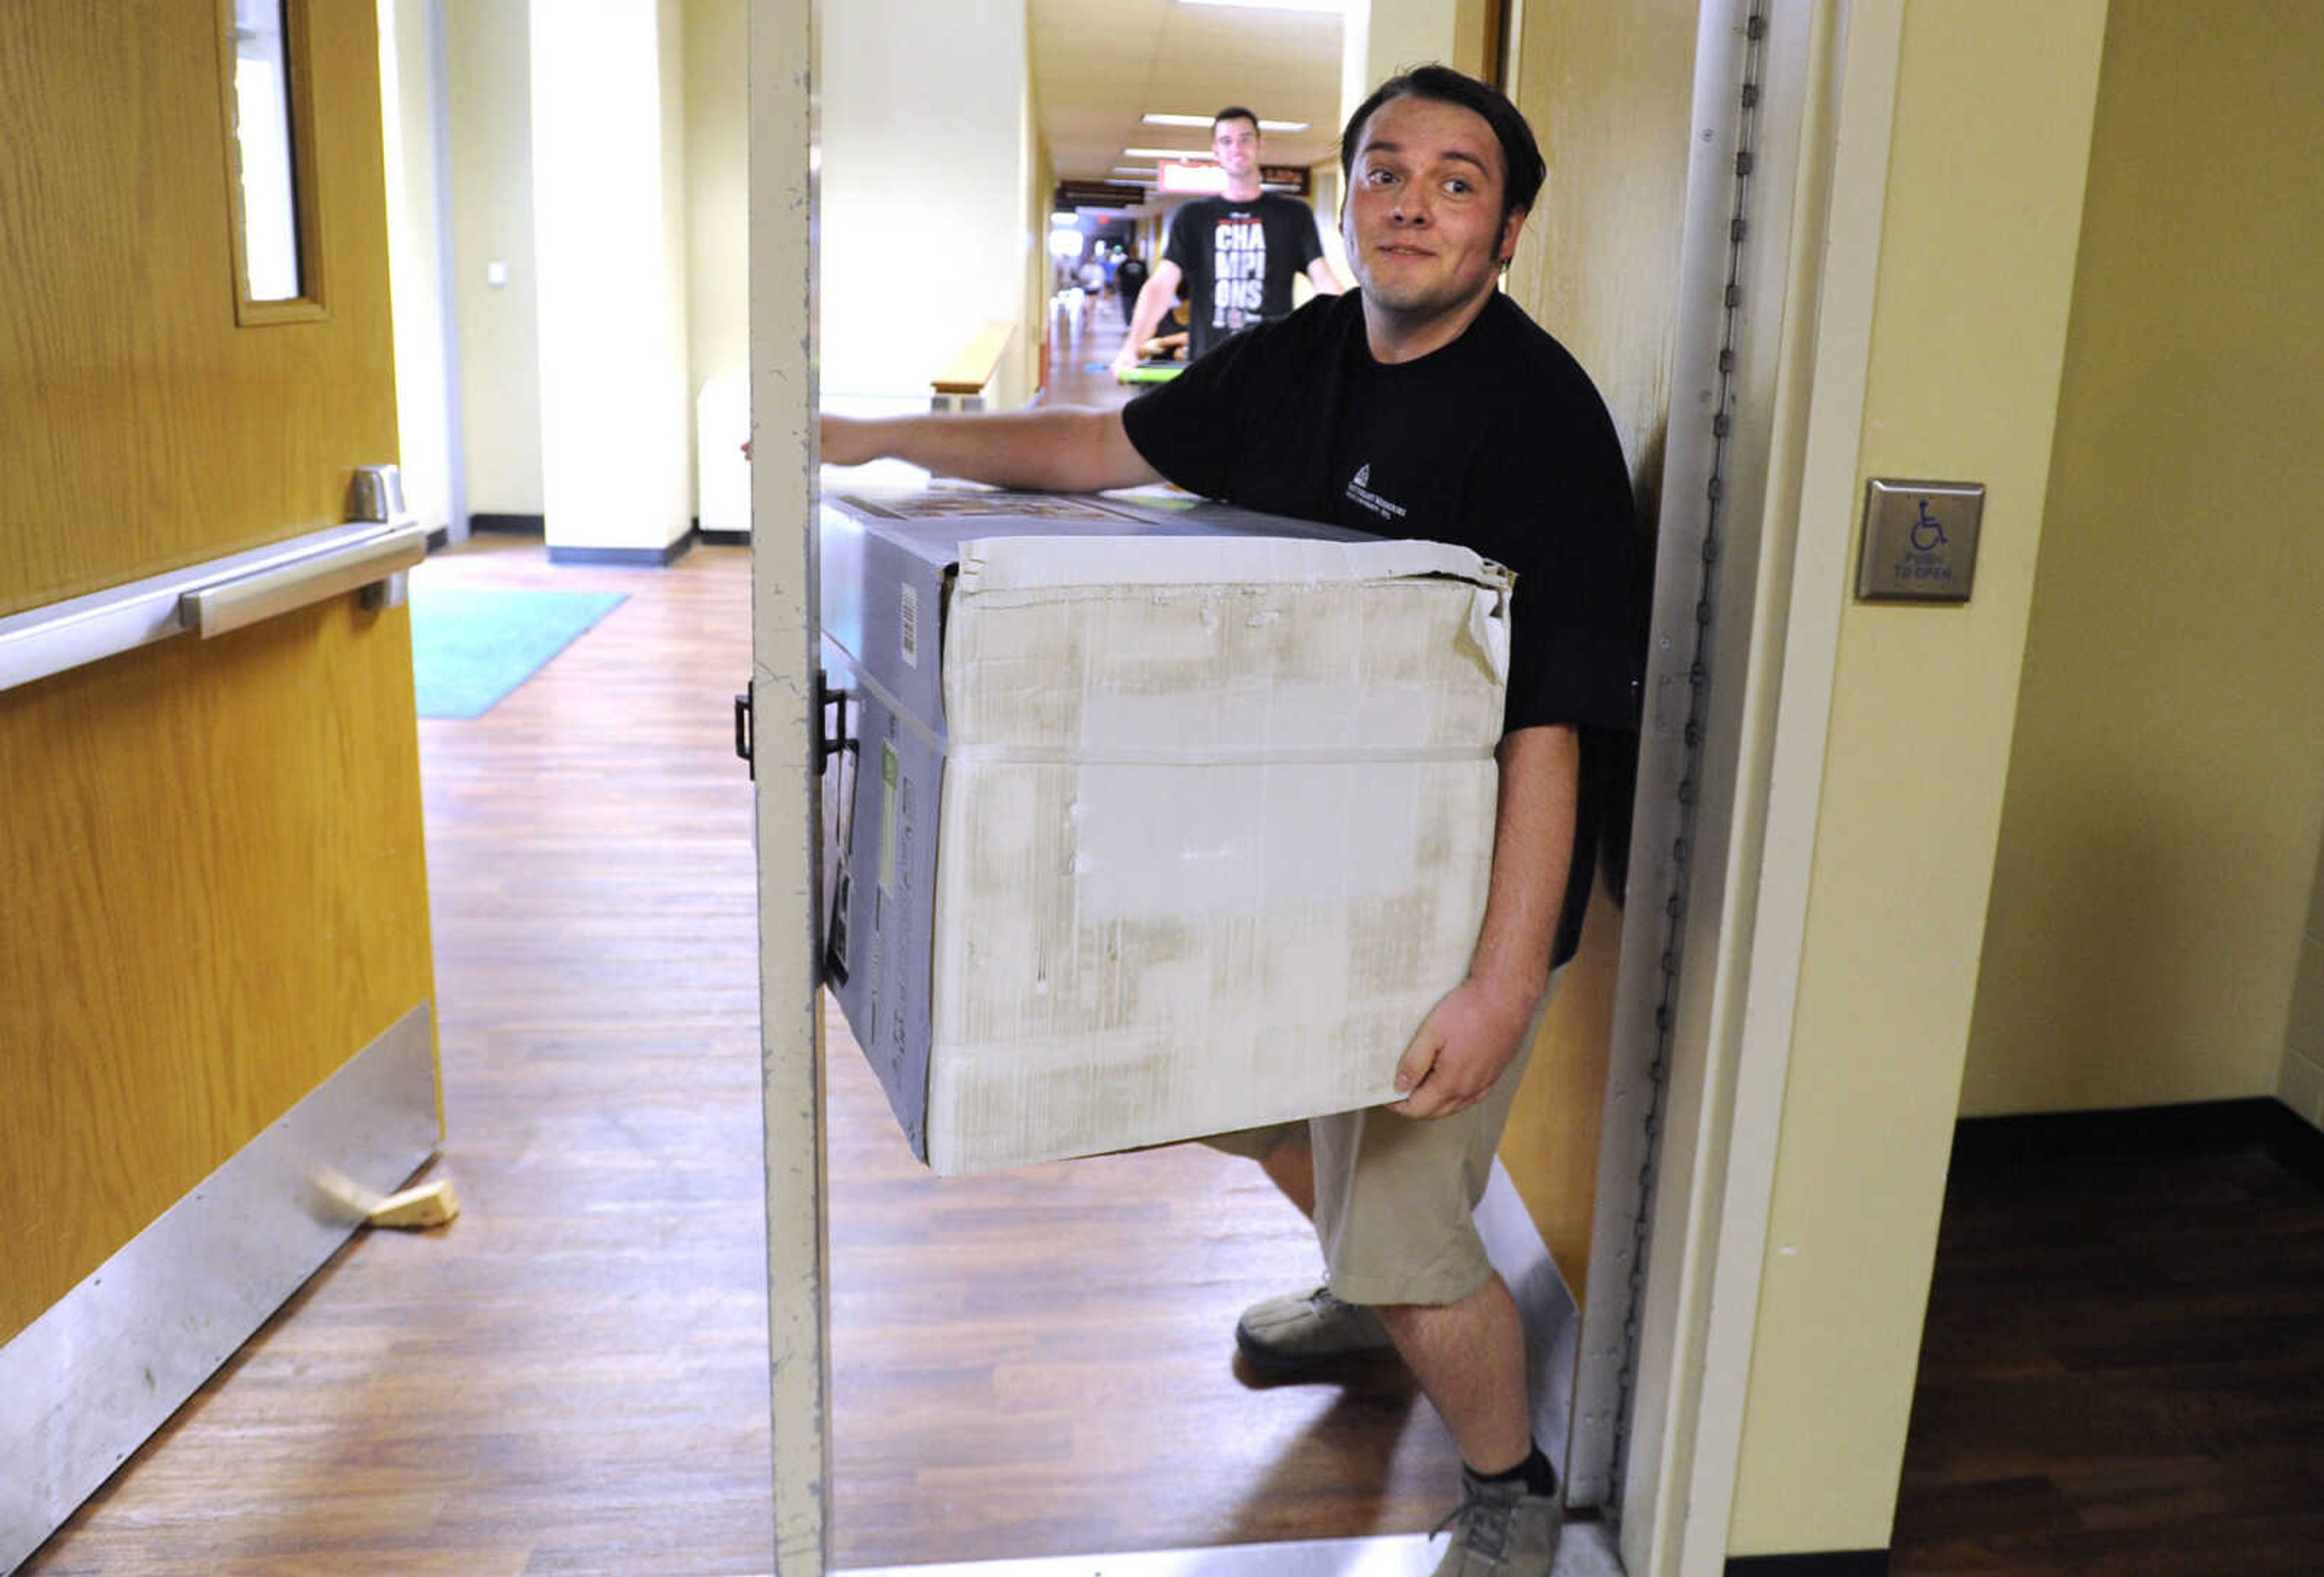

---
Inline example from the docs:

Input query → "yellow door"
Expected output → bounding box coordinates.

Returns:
[0,0,435,1550]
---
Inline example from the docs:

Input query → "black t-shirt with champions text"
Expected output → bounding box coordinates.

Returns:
[1121,289,1641,966]
[1161,192,1326,360]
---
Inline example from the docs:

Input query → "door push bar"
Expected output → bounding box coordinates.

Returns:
[179,520,424,638]
[0,466,424,695]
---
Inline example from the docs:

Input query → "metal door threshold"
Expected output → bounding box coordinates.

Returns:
[838,1521,1623,1575]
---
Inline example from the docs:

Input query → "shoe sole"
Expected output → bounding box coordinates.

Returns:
[1232,1326,1402,1378]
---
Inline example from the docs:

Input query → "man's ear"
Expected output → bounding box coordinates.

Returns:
[1497,207,1529,266]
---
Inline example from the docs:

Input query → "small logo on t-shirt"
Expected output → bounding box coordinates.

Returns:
[1345,463,1407,521]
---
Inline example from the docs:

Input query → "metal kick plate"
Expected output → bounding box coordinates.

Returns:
[1856,479,1984,602]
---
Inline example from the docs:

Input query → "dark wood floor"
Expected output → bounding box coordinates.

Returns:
[1891,1106,2324,1576]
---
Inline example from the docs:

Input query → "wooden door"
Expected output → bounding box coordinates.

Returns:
[0,0,436,1556]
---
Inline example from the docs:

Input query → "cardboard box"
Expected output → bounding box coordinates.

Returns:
[819,488,1511,1174]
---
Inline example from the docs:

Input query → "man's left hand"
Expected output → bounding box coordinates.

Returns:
[1389,973,1540,1120]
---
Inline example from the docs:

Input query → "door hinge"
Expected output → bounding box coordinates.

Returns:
[734,683,753,779]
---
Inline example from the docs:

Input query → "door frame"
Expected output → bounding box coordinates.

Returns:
[747,2,1891,1572]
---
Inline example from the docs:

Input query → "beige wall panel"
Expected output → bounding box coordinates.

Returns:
[1960,0,2324,1116]
[0,1,398,615]
[686,0,749,404]
[1495,0,1696,1296]
[1505,0,1697,520]
[382,0,458,537]
[1728,1,2109,1554]
[0,601,436,1344]
[445,0,545,517]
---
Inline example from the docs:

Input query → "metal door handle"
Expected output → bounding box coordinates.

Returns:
[179,523,426,639]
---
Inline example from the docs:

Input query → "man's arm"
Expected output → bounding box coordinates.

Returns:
[1391,723,1578,1120]
[1305,255,1348,295]
[1110,258,1187,378]
[821,406,1162,494]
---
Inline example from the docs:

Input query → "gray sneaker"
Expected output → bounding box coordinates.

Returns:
[1233,1285,1396,1375]
[1431,1468,1564,1575]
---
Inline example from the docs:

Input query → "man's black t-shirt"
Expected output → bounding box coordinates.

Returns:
[1162,193,1327,360]
[1121,290,1641,965]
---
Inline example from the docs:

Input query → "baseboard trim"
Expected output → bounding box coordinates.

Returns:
[545,528,697,568]
[698,527,750,546]
[1952,1095,2322,1170]
[469,511,544,535]
[0,1003,439,1572]
[1725,1553,1888,1576]
[425,525,450,552]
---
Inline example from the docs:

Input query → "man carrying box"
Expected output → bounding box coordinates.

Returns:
[823,64,1640,1577]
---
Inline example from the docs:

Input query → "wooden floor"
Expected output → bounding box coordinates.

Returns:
[21,525,1463,1575]
[1891,1108,2324,1576]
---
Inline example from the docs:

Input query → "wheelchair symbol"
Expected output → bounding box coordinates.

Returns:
[1909,499,1948,553]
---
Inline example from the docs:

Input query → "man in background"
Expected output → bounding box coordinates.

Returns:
[1110,106,1344,376]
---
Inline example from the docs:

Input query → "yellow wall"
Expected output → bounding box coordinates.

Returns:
[1959,0,2324,1118]
[1727,1,2109,1554]
[379,0,455,538]
[2281,839,2324,1127]
[819,0,1034,413]
[444,0,544,519]
[686,0,750,533]
[1495,0,1698,1302]
[1357,0,1494,85]
[1022,32,1051,405]
[685,0,747,398]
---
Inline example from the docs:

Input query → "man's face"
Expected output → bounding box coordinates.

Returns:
[1212,117,1261,179]
[1341,95,1524,326]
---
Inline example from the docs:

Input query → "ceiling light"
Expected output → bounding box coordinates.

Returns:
[1177,0,1344,14]
[1124,146,1215,162]
[1141,113,1310,132]
[1113,166,1158,178]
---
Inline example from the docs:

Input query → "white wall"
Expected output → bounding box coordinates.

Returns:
[530,0,694,553]
[378,0,458,538]
[819,0,1033,412]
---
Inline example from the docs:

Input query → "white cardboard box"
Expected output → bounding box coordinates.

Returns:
[819,490,1510,1174]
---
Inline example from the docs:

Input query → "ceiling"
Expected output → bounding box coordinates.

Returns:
[1029,0,1347,208]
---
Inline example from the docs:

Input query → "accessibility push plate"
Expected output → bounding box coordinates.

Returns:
[1855,479,1983,603]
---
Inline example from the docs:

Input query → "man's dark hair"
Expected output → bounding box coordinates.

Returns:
[1338,65,1545,225]
[1212,107,1261,134]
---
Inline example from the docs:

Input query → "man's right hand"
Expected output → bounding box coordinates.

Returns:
[1109,344,1140,381]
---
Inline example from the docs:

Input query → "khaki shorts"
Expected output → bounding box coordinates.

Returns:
[1207,987,1552,1308]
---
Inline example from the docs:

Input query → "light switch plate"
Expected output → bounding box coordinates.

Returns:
[1856,479,1983,602]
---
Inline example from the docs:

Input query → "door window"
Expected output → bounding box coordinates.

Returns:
[223,0,323,321]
